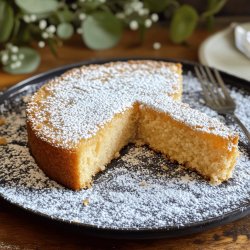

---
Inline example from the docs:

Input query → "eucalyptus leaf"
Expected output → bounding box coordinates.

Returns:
[0,0,14,43]
[32,13,51,20]
[79,0,102,11]
[202,0,227,19]
[57,23,74,40]
[15,0,59,14]
[3,47,40,74]
[82,12,122,50]
[145,0,170,12]
[55,9,74,23]
[170,5,198,44]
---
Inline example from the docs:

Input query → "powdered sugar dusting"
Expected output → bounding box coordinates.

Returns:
[0,69,249,230]
[26,61,235,149]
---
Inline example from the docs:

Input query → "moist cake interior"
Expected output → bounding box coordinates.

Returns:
[26,61,238,190]
[77,103,238,188]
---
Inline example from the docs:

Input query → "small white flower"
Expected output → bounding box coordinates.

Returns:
[141,8,149,15]
[151,13,159,22]
[144,8,149,15]
[11,54,18,61]
[129,20,139,31]
[10,63,16,69]
[19,54,25,60]
[131,1,143,11]
[6,43,12,49]
[30,14,37,22]
[76,28,83,34]
[71,3,77,9]
[39,20,47,30]
[116,12,125,19]
[1,53,9,64]
[144,19,152,28]
[47,25,56,33]
[42,32,49,39]
[125,7,133,15]
[99,0,106,3]
[79,13,86,21]
[11,46,19,53]
[23,15,30,23]
[138,8,149,16]
[38,41,45,48]
[153,42,161,50]
[138,9,145,16]
[10,61,21,69]
[15,61,22,68]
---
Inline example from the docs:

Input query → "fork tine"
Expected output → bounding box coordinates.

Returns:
[195,67,250,142]
[198,66,221,107]
[204,66,218,87]
[214,69,235,103]
[194,66,214,106]
[204,66,225,104]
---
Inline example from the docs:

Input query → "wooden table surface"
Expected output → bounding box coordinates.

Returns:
[0,24,249,250]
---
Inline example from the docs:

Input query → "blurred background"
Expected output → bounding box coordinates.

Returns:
[180,0,250,16]
[0,0,250,85]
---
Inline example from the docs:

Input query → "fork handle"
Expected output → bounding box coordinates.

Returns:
[229,114,250,142]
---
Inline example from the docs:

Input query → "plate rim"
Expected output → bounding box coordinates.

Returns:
[0,57,249,239]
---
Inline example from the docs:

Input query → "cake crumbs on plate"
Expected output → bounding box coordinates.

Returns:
[139,180,147,187]
[83,198,90,206]
[0,137,7,145]
[0,117,5,126]
[161,165,169,171]
[22,95,31,103]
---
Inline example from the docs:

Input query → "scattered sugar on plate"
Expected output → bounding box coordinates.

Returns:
[0,71,249,230]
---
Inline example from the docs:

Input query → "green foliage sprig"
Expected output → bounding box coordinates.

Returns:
[0,0,227,74]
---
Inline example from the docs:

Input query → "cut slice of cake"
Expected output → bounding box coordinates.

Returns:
[138,100,239,184]
[26,61,239,190]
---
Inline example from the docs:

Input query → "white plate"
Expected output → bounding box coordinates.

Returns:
[199,24,250,82]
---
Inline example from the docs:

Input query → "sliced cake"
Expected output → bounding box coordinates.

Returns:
[26,61,239,190]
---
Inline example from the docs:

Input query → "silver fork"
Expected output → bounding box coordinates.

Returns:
[194,65,250,142]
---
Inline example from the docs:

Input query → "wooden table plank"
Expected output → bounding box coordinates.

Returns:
[0,25,249,249]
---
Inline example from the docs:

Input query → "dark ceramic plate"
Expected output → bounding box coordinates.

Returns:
[0,58,249,239]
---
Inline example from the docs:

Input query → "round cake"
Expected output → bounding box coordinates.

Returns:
[26,60,239,190]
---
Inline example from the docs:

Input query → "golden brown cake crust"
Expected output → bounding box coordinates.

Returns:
[27,122,81,190]
[26,60,238,190]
